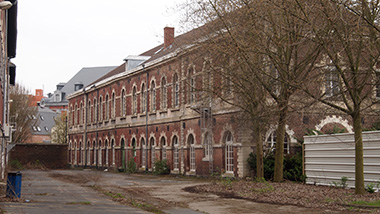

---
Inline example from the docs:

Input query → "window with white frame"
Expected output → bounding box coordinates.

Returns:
[267,131,290,154]
[121,89,126,116]
[87,100,91,123]
[188,134,196,171]
[105,140,109,166]
[161,137,166,160]
[141,83,146,113]
[98,140,102,166]
[173,136,179,170]
[224,131,234,173]
[141,138,146,168]
[111,93,116,119]
[173,73,179,107]
[161,77,167,109]
[151,81,156,112]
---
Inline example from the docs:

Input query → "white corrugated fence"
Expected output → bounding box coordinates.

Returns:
[304,131,380,188]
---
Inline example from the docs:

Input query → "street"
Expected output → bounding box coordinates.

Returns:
[0,170,345,214]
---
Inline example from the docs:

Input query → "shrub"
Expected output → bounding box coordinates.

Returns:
[9,159,23,170]
[126,158,137,173]
[248,152,305,182]
[153,160,170,175]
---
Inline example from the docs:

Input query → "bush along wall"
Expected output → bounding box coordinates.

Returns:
[248,152,305,182]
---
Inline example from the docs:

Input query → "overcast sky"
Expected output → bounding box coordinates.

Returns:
[13,0,185,95]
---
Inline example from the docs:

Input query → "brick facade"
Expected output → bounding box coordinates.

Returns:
[67,28,380,178]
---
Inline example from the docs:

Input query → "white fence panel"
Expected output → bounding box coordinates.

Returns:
[304,131,380,188]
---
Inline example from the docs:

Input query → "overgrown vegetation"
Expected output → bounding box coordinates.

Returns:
[9,160,23,170]
[248,152,305,182]
[125,158,137,173]
[331,177,349,189]
[153,160,169,175]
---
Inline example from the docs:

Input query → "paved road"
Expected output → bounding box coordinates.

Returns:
[0,170,150,214]
[0,170,347,214]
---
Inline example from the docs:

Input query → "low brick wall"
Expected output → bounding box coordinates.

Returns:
[8,143,68,169]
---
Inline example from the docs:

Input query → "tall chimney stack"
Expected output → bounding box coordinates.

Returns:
[164,27,174,48]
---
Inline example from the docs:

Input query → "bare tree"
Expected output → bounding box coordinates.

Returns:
[10,84,38,144]
[301,0,380,194]
[51,113,67,144]
[180,0,321,181]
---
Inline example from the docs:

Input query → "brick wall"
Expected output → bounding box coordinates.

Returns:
[9,144,68,169]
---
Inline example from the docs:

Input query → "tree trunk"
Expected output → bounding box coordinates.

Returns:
[353,111,365,194]
[255,123,264,179]
[274,103,287,182]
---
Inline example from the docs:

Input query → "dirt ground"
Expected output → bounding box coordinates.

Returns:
[47,169,375,214]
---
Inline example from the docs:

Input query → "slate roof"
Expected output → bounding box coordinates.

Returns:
[32,106,59,136]
[87,26,209,87]
[61,66,117,95]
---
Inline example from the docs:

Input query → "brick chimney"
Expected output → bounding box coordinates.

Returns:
[164,27,174,48]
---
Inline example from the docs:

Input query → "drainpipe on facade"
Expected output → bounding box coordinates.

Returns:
[96,88,99,169]
[83,88,88,168]
[143,64,149,171]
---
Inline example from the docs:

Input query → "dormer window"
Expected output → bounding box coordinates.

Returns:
[74,82,84,91]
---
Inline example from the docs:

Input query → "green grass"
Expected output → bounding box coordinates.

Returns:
[66,201,91,205]
[351,200,380,206]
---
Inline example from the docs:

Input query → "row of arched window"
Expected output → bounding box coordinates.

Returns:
[69,73,192,126]
[69,131,235,173]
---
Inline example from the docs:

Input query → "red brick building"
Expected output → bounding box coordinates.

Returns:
[67,26,379,178]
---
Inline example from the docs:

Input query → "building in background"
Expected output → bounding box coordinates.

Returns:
[41,66,117,112]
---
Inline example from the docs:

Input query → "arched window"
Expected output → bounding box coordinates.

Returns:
[151,81,156,112]
[161,137,166,160]
[204,132,212,159]
[267,132,290,154]
[105,94,109,120]
[132,86,137,114]
[173,136,179,170]
[132,138,136,158]
[105,140,109,166]
[111,93,116,119]
[121,138,126,169]
[188,134,195,171]
[150,137,155,168]
[93,98,97,122]
[121,89,126,116]
[141,83,146,113]
[93,140,97,165]
[224,131,234,173]
[98,140,102,166]
[173,74,179,107]
[141,138,146,168]
[87,100,91,123]
[161,77,167,109]
[99,97,103,121]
